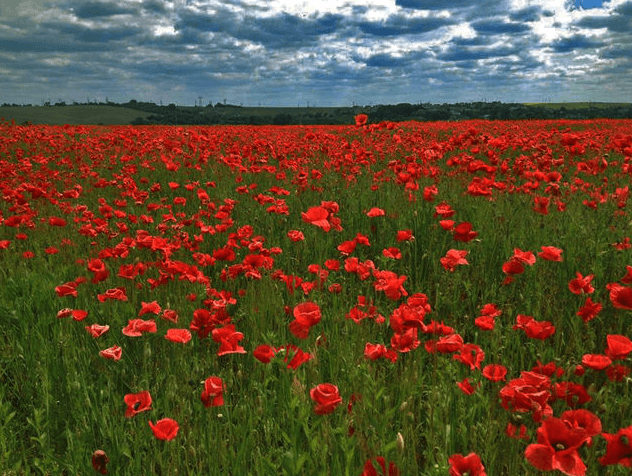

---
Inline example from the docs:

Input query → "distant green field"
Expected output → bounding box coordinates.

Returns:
[0,105,152,125]
[523,102,631,110]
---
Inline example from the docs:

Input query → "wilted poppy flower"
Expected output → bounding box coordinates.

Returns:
[165,328,191,344]
[99,345,122,361]
[91,450,109,474]
[201,376,224,407]
[448,452,486,476]
[148,418,179,440]
[124,391,152,417]
[310,383,342,415]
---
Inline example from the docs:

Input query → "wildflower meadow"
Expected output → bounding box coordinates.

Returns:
[1,116,632,475]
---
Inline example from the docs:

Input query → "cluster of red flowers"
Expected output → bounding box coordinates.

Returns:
[3,116,632,474]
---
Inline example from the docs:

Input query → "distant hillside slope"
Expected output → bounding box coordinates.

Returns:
[0,105,152,125]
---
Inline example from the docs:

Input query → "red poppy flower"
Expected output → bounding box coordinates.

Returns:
[310,383,342,415]
[576,297,602,323]
[502,258,524,278]
[453,343,485,370]
[161,309,178,323]
[525,417,589,476]
[524,319,556,340]
[211,324,246,356]
[599,425,632,467]
[396,229,414,242]
[165,328,191,344]
[85,324,109,338]
[561,409,602,446]
[283,345,313,370]
[301,205,332,232]
[201,376,224,407]
[482,364,507,382]
[605,334,632,360]
[139,301,161,316]
[568,272,595,295]
[148,418,179,441]
[512,248,536,265]
[355,114,368,126]
[440,249,469,272]
[253,344,277,363]
[434,202,455,218]
[289,301,321,339]
[453,222,478,242]
[361,456,399,476]
[87,258,109,284]
[436,334,464,353]
[607,283,632,309]
[382,247,402,259]
[55,281,78,297]
[456,378,477,396]
[620,265,632,284]
[122,319,157,337]
[506,422,528,440]
[91,450,109,474]
[581,354,612,370]
[538,246,563,261]
[99,345,122,361]
[287,230,305,242]
[448,452,486,476]
[97,287,128,302]
[124,391,152,417]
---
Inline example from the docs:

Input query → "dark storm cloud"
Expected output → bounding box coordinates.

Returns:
[68,1,138,18]
[471,18,531,35]
[439,43,520,62]
[509,6,551,22]
[550,33,604,53]
[356,14,454,37]
[396,0,473,10]
[175,8,345,48]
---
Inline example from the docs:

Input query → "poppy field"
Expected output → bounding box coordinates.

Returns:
[2,116,632,475]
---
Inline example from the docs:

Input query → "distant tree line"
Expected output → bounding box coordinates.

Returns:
[3,100,632,125]
[126,101,632,125]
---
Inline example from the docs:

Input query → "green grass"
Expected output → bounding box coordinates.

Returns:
[0,105,152,125]
[523,102,631,110]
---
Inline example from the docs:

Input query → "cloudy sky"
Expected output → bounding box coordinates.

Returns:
[0,0,630,106]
